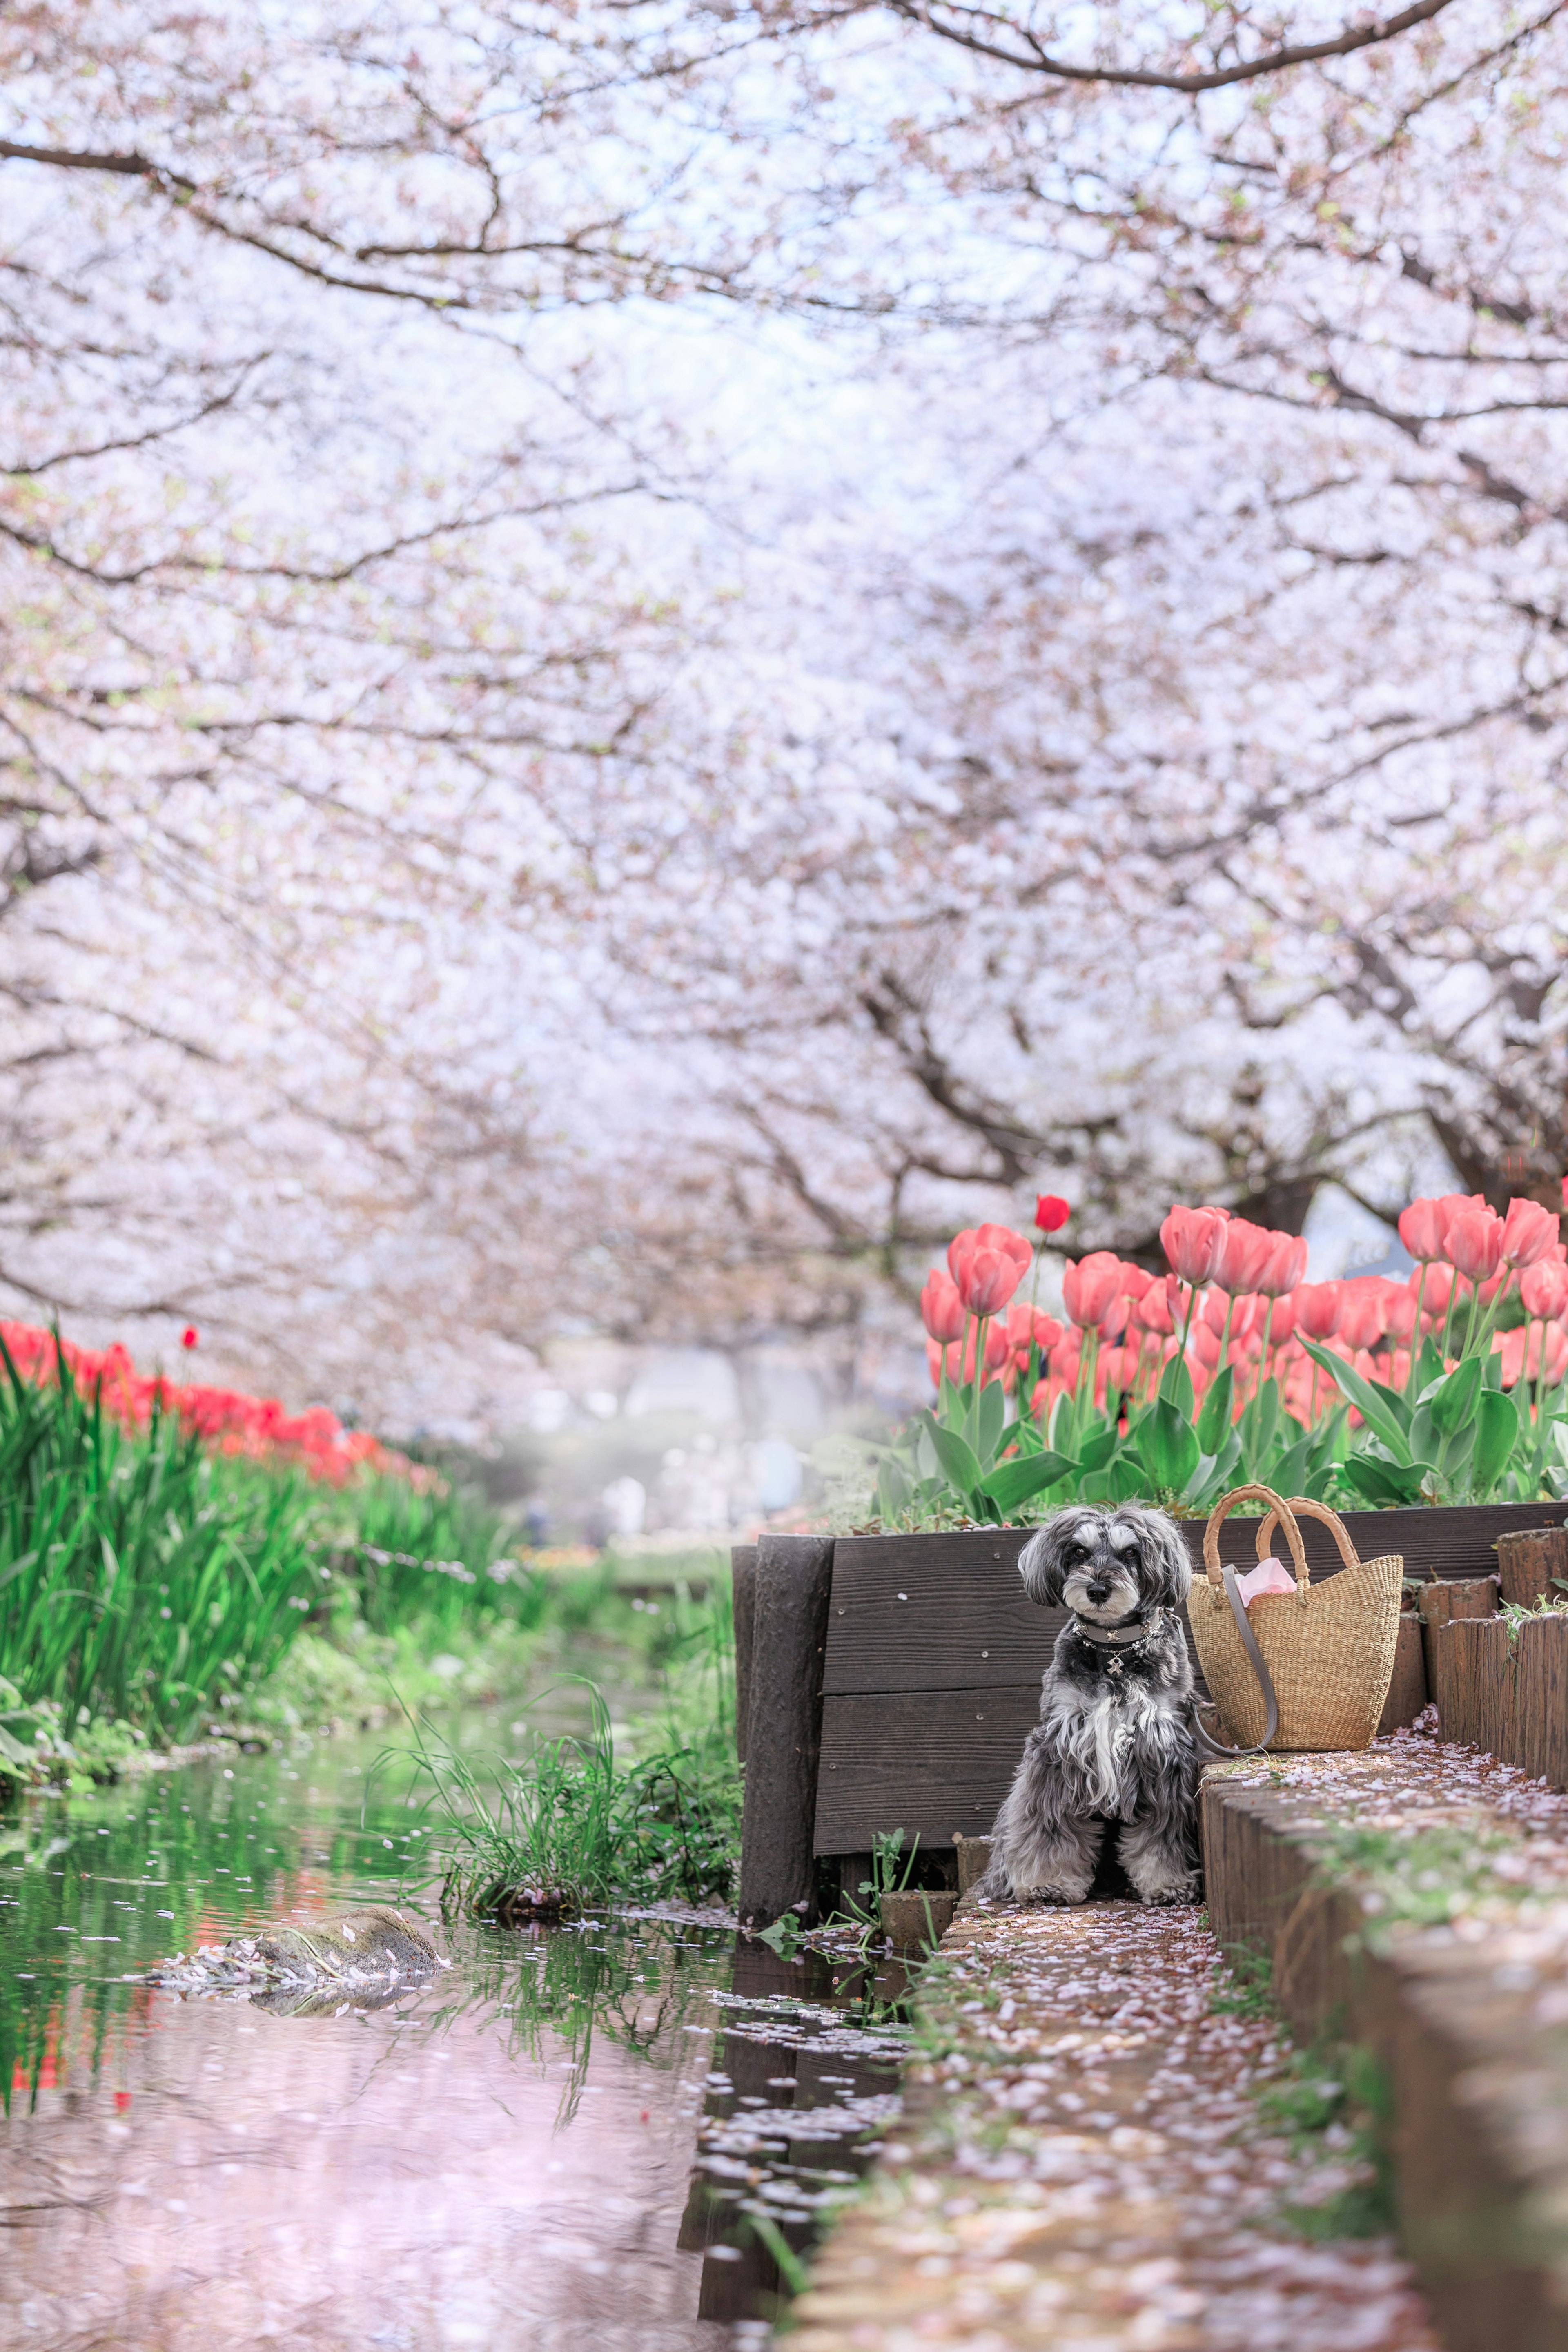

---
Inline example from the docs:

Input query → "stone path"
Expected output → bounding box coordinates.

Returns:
[788,1896,1441,2351]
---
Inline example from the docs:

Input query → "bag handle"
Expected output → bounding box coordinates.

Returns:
[1190,1560,1281,1759]
[1255,1494,1360,1575]
[1202,1483,1311,1607]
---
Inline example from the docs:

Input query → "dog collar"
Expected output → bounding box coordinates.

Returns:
[1071,1609,1165,1648]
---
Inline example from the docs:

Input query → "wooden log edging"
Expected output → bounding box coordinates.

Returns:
[1426,1603,1568,1789]
[735,1533,835,1929]
[1203,1760,1568,2352]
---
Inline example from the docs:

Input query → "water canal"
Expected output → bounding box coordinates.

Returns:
[0,1723,906,2350]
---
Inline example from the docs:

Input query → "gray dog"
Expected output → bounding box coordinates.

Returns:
[976,1503,1200,1907]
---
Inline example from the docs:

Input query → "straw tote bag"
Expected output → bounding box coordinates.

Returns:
[1188,1484,1403,1755]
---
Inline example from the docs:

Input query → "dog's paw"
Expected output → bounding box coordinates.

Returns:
[1137,1882,1198,1907]
[1021,1884,1089,1907]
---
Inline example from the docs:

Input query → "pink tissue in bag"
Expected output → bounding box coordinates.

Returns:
[1235,1556,1298,1607]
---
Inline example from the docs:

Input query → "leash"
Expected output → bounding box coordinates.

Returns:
[1187,1561,1279,1758]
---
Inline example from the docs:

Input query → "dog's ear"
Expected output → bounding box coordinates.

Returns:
[1018,1509,1091,1607]
[1125,1505,1192,1606]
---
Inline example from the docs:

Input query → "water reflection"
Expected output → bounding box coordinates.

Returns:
[0,1743,905,2347]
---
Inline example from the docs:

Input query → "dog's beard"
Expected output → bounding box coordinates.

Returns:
[1062,1568,1144,1625]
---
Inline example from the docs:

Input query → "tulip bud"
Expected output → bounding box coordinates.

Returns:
[1160,1205,1229,1287]
[1033,1194,1070,1234]
[919,1270,966,1344]
[1446,1206,1505,1284]
[1063,1251,1126,1329]
[1503,1197,1561,1269]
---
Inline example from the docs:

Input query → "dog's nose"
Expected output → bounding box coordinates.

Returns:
[1086,1579,1110,1602]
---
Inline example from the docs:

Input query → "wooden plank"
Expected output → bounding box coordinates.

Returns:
[730,1543,757,1763]
[737,1534,835,1928]
[1377,1615,1428,1734]
[812,1686,1042,1854]
[824,1507,1557,1699]
[1514,1615,1568,1790]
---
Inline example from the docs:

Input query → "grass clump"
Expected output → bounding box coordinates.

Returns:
[408,1584,742,1915]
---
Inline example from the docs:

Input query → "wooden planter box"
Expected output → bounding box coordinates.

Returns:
[733,1500,1568,1925]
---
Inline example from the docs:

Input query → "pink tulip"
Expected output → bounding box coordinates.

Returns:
[1494,1327,1550,1389]
[1293,1282,1343,1340]
[1212,1216,1275,1295]
[1418,1262,1457,1317]
[1160,1205,1230,1286]
[1134,1285,1176,1335]
[948,1224,1032,1314]
[967,1248,1026,1317]
[1446,1205,1505,1284]
[1190,1324,1221,1371]
[1503,1197,1561,1269]
[920,1269,966,1344]
[1267,1294,1296,1345]
[1381,1285,1419,1343]
[1398,1199,1447,1262]
[1100,1344,1138,1394]
[1063,1250,1126,1329]
[1521,1260,1568,1322]
[1256,1233,1308,1296]
[1097,1295,1131,1342]
[1336,1279,1389,1352]
[1034,1194,1070,1234]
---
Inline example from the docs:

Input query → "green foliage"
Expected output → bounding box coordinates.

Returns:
[0,1339,319,1738]
[337,1470,538,1637]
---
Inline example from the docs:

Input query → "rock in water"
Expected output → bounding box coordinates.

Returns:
[152,1904,449,2002]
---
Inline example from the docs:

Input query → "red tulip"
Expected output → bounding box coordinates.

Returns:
[1446,1205,1505,1284]
[1212,1217,1276,1295]
[1293,1282,1343,1340]
[1034,1194,1070,1234]
[1160,1205,1230,1286]
[919,1270,966,1344]
[180,1326,199,1349]
[1521,1260,1568,1321]
[948,1224,1032,1314]
[1503,1197,1561,1269]
[1063,1250,1125,1328]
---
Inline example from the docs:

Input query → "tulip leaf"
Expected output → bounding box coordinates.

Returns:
[1077,1427,1120,1474]
[1470,1388,1519,1494]
[1298,1341,1412,1462]
[975,1377,1007,1470]
[1194,1366,1233,1454]
[1339,1452,1430,1507]
[1158,1355,1195,1417]
[1429,1355,1483,1436]
[876,1458,911,1523]
[980,1451,1077,1516]
[927,1422,984,1500]
[1134,1398,1201,1494]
